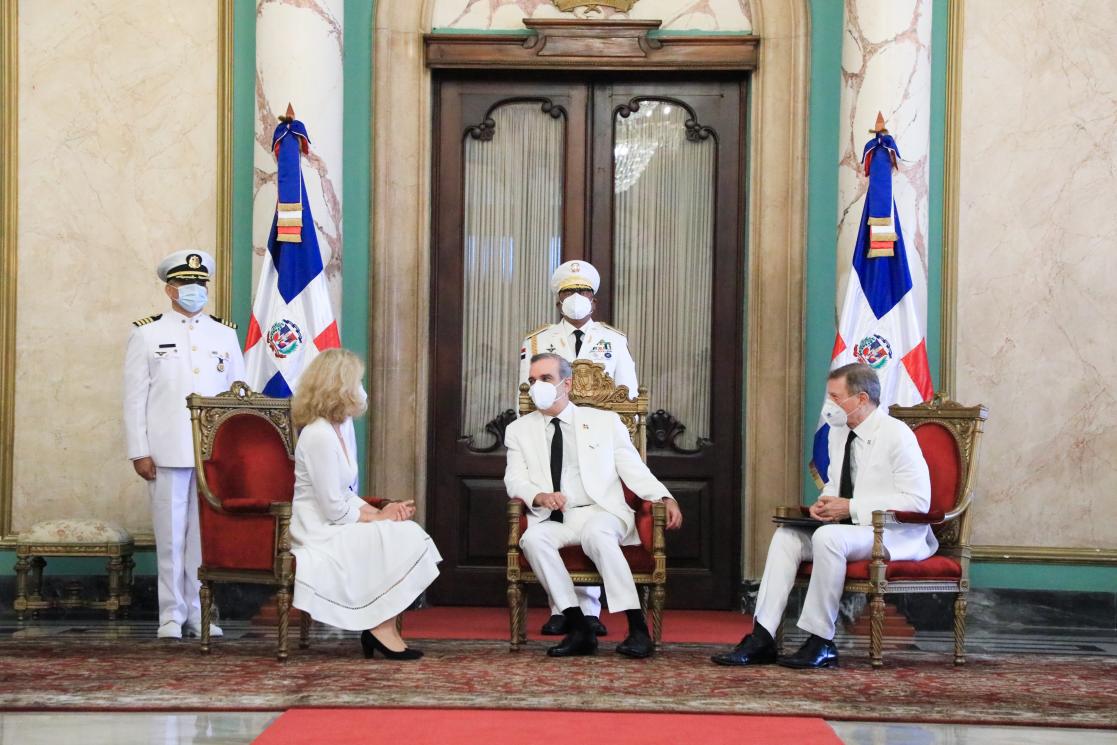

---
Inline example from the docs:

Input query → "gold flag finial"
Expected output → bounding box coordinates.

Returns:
[870,111,888,134]
[278,102,296,124]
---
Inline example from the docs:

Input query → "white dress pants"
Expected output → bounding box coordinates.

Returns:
[753,524,877,640]
[550,586,602,617]
[520,506,640,616]
[149,466,203,626]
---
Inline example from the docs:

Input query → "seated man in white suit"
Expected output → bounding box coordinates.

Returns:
[712,362,933,669]
[504,353,683,658]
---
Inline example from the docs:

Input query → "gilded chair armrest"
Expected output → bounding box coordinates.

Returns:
[889,510,946,524]
[651,501,667,555]
[268,502,293,519]
[507,498,526,549]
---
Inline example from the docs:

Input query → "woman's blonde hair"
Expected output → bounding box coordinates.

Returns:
[291,348,367,428]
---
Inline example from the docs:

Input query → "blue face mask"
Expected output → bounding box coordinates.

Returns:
[175,284,208,313]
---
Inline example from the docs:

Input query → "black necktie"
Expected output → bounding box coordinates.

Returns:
[573,329,584,356]
[839,429,856,500]
[549,418,564,523]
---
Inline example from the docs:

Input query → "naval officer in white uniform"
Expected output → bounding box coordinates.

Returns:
[123,250,246,639]
[517,260,639,637]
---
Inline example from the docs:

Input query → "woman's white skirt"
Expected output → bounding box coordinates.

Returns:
[292,520,443,631]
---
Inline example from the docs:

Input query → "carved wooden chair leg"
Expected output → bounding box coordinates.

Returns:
[13,553,29,621]
[276,587,291,662]
[299,610,312,649]
[651,583,666,644]
[953,593,968,666]
[29,556,46,602]
[106,556,123,621]
[395,613,404,635]
[199,581,213,655]
[869,592,886,668]
[507,581,523,651]
[517,591,528,646]
[121,556,135,616]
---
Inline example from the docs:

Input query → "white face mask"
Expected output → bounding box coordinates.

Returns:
[822,394,861,428]
[529,380,560,410]
[174,284,208,313]
[561,293,593,321]
[356,385,368,406]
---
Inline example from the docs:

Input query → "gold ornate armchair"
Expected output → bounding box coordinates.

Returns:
[187,382,309,661]
[506,360,667,650]
[782,394,989,667]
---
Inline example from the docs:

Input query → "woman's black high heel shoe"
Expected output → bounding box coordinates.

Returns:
[361,630,423,660]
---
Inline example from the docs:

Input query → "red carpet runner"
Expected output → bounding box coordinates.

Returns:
[253,708,842,745]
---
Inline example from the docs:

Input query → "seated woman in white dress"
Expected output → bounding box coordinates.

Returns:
[290,348,442,660]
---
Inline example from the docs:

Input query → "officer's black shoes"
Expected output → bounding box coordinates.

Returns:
[547,607,598,657]
[541,613,608,636]
[777,634,839,669]
[710,624,779,667]
[616,629,655,658]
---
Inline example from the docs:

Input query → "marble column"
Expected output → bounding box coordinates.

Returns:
[253,0,345,319]
[836,0,932,324]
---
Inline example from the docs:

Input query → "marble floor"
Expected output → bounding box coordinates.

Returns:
[1,619,1114,744]
[0,712,1115,745]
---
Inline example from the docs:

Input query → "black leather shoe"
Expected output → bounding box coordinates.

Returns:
[616,629,654,658]
[546,627,598,657]
[541,614,567,636]
[778,634,839,669]
[361,630,423,661]
[710,627,779,667]
[542,614,608,636]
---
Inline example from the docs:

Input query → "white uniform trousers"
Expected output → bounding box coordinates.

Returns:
[550,586,601,617]
[149,466,203,626]
[520,505,640,615]
[753,524,877,640]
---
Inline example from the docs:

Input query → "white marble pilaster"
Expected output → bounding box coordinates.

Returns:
[253,0,344,320]
[836,0,932,322]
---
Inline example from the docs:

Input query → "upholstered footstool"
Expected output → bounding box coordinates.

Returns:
[14,519,135,620]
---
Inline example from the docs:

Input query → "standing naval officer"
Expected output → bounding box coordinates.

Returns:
[516,260,639,637]
[123,250,246,639]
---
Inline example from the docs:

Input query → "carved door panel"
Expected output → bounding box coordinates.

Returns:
[428,76,744,608]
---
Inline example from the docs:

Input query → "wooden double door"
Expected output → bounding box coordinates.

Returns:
[427,73,747,609]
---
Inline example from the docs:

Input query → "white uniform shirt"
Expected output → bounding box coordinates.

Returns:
[123,309,246,467]
[546,403,592,508]
[519,319,638,399]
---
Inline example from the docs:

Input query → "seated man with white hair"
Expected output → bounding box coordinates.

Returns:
[712,362,934,669]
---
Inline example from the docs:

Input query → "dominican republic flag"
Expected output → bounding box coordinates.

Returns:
[244,111,340,399]
[809,124,934,487]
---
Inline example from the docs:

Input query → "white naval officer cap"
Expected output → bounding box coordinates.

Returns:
[157,250,215,283]
[550,260,600,294]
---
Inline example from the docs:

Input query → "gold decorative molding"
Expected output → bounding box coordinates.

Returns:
[939,0,964,395]
[215,0,234,319]
[0,0,18,542]
[553,0,637,11]
[973,545,1117,566]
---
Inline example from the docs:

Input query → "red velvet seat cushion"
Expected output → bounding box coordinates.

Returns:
[515,484,656,575]
[798,555,962,582]
[199,413,294,571]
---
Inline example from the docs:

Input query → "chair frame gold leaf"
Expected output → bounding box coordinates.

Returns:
[187,381,311,661]
[506,359,667,650]
[783,393,988,668]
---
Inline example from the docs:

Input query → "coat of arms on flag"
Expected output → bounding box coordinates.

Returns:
[810,113,934,487]
[244,104,341,399]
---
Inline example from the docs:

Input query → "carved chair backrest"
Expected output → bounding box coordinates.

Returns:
[519,360,649,462]
[889,394,989,549]
[187,382,297,513]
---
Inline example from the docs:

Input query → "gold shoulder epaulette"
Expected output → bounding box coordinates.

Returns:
[524,324,551,340]
[132,313,162,327]
[598,322,626,337]
[210,314,238,330]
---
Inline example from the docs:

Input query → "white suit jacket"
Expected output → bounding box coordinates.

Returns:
[518,319,638,399]
[504,404,670,544]
[821,406,937,561]
[123,309,246,467]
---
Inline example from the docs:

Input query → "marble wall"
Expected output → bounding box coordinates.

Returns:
[12,1,218,535]
[955,0,1117,549]
[431,0,752,32]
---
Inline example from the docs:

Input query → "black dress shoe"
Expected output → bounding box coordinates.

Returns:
[542,614,608,636]
[541,614,567,636]
[546,627,598,657]
[710,626,779,667]
[778,634,839,669]
[361,630,424,661]
[616,629,654,658]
